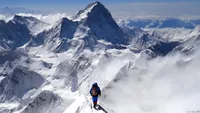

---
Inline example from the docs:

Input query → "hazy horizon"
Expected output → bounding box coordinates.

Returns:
[0,1,200,17]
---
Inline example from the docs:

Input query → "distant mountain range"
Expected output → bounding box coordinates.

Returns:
[117,17,200,29]
[0,7,47,15]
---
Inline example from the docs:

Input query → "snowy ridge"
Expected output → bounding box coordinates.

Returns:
[12,15,50,35]
[173,26,200,53]
[73,2,98,21]
[63,95,115,113]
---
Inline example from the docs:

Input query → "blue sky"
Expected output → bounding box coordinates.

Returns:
[1,0,200,7]
[0,0,200,17]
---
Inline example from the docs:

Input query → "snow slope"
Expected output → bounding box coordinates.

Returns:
[63,95,115,113]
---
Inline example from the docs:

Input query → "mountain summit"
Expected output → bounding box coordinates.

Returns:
[74,1,109,20]
[73,1,127,45]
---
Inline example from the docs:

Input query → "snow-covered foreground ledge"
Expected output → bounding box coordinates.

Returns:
[63,95,86,113]
[63,95,113,113]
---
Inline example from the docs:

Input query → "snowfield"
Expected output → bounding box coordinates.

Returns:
[0,1,200,113]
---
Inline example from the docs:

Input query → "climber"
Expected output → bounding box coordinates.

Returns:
[90,82,101,108]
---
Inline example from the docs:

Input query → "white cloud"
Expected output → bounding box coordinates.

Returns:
[0,15,6,20]
[0,14,13,22]
[102,50,200,113]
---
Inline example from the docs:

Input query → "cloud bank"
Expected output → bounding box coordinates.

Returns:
[102,50,200,113]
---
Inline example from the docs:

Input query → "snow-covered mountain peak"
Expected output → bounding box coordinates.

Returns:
[85,1,102,11]
[73,2,97,21]
[84,1,106,14]
[41,1,125,46]
[73,1,128,45]
[12,15,47,26]
[74,1,110,21]
[12,15,49,35]
[13,15,30,23]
